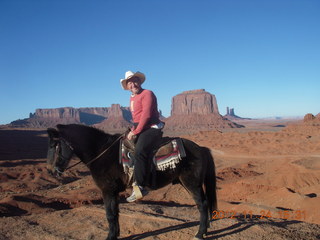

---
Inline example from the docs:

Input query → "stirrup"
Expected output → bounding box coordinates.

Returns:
[126,185,148,202]
[133,185,143,199]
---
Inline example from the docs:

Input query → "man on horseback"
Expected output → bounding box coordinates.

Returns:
[120,70,164,202]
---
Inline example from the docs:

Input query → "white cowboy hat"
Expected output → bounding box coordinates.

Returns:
[120,71,146,90]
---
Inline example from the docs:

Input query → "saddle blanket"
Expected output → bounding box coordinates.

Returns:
[120,138,186,172]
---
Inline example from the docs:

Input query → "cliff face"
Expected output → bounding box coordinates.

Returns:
[34,107,110,119]
[171,89,219,115]
[34,108,80,121]
[10,105,132,131]
[78,107,109,118]
[94,104,132,133]
[165,89,242,132]
[10,107,82,128]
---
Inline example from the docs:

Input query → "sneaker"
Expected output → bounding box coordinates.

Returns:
[126,186,149,202]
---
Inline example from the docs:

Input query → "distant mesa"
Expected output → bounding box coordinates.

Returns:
[303,113,320,126]
[8,89,243,132]
[10,105,132,132]
[94,104,132,132]
[164,89,243,131]
[304,113,316,122]
[170,89,219,115]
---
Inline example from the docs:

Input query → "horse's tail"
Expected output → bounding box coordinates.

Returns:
[202,147,217,219]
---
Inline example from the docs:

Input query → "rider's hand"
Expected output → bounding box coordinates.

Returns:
[127,131,136,140]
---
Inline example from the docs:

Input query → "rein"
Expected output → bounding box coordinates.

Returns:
[65,133,125,171]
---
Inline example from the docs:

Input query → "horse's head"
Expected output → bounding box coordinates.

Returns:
[46,127,74,177]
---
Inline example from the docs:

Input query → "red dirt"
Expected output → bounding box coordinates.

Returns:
[0,119,319,239]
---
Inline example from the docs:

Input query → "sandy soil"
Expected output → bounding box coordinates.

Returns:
[0,119,320,240]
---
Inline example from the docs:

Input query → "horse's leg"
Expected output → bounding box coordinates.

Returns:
[103,191,120,240]
[179,176,208,240]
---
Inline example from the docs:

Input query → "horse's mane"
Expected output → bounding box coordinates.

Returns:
[57,124,120,150]
[57,124,108,136]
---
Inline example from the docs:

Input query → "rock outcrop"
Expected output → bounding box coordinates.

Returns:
[226,107,234,116]
[78,107,109,117]
[303,113,320,126]
[33,108,81,120]
[171,89,219,115]
[224,107,250,120]
[10,105,132,131]
[164,89,243,133]
[304,113,316,122]
[94,104,132,133]
[11,107,82,128]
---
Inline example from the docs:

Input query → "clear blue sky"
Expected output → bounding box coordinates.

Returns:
[1,0,319,124]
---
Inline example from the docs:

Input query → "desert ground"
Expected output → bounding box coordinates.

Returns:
[0,118,320,240]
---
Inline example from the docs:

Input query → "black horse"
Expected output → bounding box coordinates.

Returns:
[46,124,217,240]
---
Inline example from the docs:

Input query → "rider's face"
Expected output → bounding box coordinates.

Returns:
[127,77,142,95]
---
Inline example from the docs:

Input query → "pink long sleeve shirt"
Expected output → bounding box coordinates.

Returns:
[130,89,160,135]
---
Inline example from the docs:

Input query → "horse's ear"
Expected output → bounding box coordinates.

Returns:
[56,124,65,130]
[47,128,59,139]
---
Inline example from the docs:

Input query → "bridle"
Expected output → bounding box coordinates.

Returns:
[59,133,125,172]
[51,137,75,175]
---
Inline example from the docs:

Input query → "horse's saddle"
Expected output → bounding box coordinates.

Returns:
[120,137,186,172]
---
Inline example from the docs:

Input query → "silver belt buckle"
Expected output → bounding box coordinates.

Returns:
[151,122,164,129]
